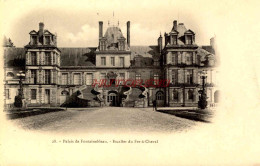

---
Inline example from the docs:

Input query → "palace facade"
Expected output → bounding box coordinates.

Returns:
[3,20,219,108]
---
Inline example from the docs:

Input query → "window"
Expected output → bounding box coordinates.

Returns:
[101,57,106,66]
[120,57,124,67]
[61,73,68,85]
[186,35,192,44]
[154,74,159,85]
[173,90,178,101]
[45,36,51,45]
[100,41,106,51]
[31,70,37,84]
[111,57,115,66]
[45,70,51,84]
[5,89,10,99]
[31,52,37,65]
[188,89,194,100]
[136,74,141,80]
[45,52,51,65]
[171,70,178,84]
[31,36,37,45]
[86,73,93,85]
[74,73,81,85]
[186,52,193,65]
[172,52,177,64]
[172,35,177,45]
[186,69,193,84]
[156,91,164,100]
[31,89,37,100]
[52,54,56,65]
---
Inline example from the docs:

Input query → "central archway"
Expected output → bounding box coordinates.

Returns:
[108,91,119,106]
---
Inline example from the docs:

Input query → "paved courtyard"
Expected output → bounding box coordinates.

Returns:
[12,107,201,133]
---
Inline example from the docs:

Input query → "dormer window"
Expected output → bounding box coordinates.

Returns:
[172,35,177,45]
[186,35,192,44]
[31,36,37,45]
[45,36,51,45]
[100,40,106,51]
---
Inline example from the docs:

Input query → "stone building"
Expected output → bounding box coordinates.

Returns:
[3,20,219,108]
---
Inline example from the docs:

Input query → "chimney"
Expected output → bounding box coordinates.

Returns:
[39,22,44,31]
[158,34,162,53]
[173,20,177,31]
[164,32,168,46]
[99,21,103,38]
[127,21,130,47]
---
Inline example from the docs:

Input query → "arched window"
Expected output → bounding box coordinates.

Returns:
[188,89,194,100]
[173,90,178,101]
[7,72,14,78]
[156,91,164,100]
[214,90,220,103]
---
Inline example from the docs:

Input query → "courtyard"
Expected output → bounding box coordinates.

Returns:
[11,107,202,133]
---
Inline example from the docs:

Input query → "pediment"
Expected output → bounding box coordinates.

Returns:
[29,30,37,35]
[184,29,195,34]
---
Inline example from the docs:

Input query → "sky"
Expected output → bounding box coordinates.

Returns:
[0,0,222,48]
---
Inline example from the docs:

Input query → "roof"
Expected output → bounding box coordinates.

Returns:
[202,45,215,54]
[130,45,160,67]
[197,47,215,65]
[130,46,160,60]
[59,47,96,67]
[104,26,125,45]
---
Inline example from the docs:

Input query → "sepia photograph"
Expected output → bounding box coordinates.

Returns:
[0,0,260,165]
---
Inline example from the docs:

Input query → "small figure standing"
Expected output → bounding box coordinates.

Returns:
[152,100,157,111]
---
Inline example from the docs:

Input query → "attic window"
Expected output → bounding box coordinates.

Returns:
[186,35,192,44]
[171,35,177,45]
[31,36,37,45]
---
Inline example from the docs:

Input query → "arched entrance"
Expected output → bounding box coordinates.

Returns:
[214,90,220,103]
[108,91,118,106]
[156,91,164,107]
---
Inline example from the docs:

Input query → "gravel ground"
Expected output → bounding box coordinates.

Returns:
[11,107,201,134]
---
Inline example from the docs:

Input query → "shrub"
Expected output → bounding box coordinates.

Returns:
[14,95,23,108]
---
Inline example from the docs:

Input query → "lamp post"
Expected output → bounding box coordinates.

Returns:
[198,70,208,109]
[17,71,25,98]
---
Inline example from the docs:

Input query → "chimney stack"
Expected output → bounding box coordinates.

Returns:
[39,22,44,31]
[99,21,103,38]
[158,34,162,53]
[127,21,130,47]
[173,20,177,31]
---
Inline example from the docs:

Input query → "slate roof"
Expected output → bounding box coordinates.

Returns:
[130,46,160,60]
[104,27,125,44]
[59,47,96,67]
[202,45,215,54]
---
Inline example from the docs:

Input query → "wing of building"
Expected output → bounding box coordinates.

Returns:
[3,20,219,109]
